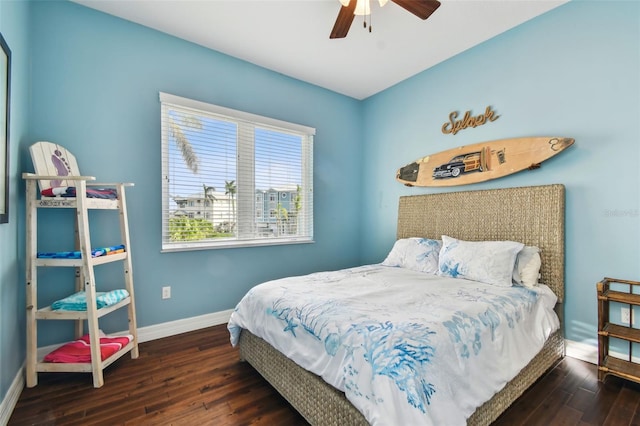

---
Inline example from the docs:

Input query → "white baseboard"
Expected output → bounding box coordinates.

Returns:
[5,308,234,424]
[0,362,25,426]
[136,309,234,343]
[565,339,598,364]
[564,338,640,365]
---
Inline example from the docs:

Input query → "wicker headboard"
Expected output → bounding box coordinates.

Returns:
[397,184,565,302]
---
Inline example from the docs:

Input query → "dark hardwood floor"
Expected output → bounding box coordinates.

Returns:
[8,325,640,425]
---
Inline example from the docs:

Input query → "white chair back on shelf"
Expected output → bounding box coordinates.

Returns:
[29,141,82,192]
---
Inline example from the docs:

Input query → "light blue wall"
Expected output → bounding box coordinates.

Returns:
[2,0,639,409]
[0,0,30,406]
[25,1,363,346]
[360,1,640,344]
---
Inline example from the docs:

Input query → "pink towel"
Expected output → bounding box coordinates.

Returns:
[43,332,132,363]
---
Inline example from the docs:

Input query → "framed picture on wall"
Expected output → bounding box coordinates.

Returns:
[0,32,10,224]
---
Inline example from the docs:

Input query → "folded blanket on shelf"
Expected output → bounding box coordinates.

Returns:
[51,289,129,311]
[90,244,126,257]
[43,331,133,363]
[41,186,119,199]
[37,244,126,259]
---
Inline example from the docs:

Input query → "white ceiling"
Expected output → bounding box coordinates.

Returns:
[73,0,568,100]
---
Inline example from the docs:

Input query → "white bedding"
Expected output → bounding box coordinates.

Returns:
[228,265,559,426]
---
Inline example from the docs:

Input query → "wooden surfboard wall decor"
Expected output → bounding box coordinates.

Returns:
[396,136,574,187]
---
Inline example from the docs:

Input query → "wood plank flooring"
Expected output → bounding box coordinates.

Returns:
[8,325,640,425]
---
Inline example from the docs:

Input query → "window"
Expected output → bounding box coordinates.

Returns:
[160,93,314,251]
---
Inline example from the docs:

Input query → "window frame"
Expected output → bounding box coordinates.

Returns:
[160,92,315,252]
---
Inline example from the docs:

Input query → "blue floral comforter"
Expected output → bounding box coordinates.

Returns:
[228,265,559,425]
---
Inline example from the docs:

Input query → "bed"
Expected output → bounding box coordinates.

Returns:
[229,184,565,425]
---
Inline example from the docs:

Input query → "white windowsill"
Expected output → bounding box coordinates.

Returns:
[161,238,315,252]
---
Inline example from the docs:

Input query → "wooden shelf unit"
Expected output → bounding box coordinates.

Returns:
[23,171,139,389]
[597,277,640,384]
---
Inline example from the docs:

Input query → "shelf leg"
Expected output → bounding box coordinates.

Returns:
[25,179,38,388]
[118,183,139,359]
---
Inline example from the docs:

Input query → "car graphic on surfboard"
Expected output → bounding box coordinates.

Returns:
[432,147,491,179]
[396,137,574,187]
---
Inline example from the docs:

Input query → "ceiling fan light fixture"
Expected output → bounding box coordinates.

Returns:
[331,0,439,39]
[338,0,389,16]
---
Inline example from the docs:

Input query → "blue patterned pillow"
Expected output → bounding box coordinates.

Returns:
[382,238,442,274]
[438,235,524,287]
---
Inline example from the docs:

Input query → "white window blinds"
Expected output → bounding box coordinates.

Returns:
[160,92,314,251]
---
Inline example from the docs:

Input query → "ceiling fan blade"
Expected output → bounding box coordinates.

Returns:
[391,0,441,20]
[330,0,357,39]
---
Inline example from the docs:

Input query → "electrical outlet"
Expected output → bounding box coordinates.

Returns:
[162,286,171,300]
[621,307,632,325]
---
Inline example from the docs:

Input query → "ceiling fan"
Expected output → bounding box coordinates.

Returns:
[330,0,441,39]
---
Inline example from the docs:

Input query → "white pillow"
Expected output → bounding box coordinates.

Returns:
[382,238,442,274]
[512,246,541,288]
[438,235,524,287]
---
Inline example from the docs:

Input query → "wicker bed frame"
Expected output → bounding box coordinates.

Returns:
[238,184,566,425]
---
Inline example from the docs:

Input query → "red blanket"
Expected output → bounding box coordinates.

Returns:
[43,333,132,363]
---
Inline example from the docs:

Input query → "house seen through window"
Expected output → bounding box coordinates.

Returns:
[160,93,315,251]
